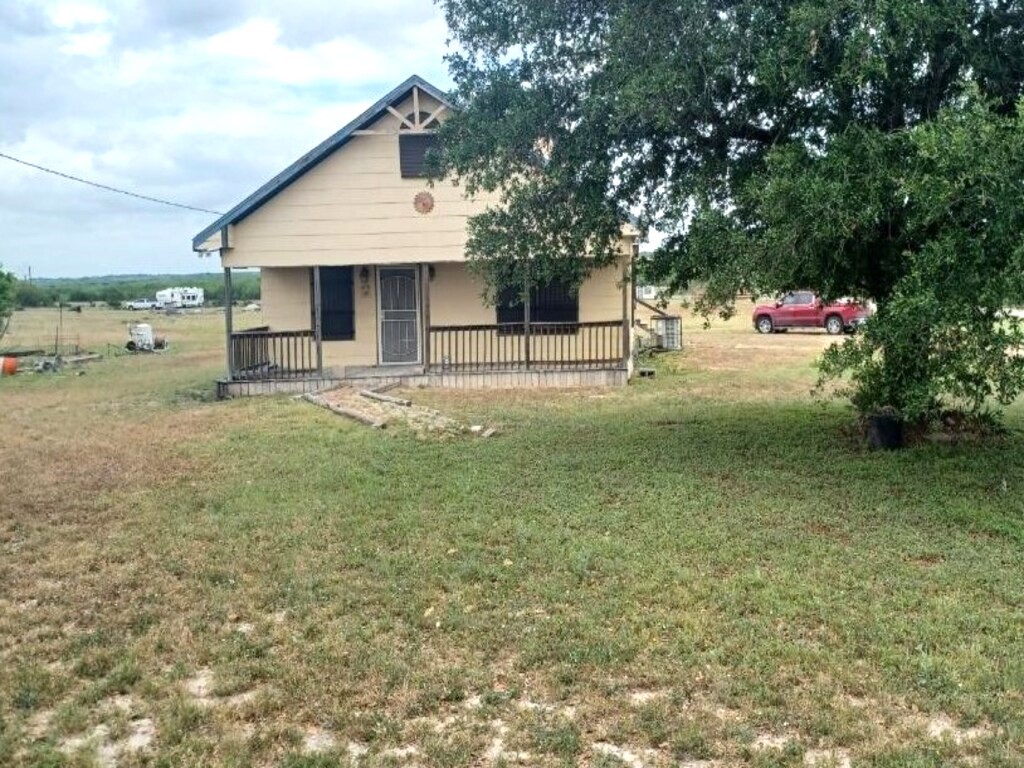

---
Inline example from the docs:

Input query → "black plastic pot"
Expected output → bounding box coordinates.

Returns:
[867,413,905,450]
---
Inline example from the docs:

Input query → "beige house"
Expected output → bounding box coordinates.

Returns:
[193,76,638,396]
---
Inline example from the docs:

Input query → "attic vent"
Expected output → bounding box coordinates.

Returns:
[399,133,438,178]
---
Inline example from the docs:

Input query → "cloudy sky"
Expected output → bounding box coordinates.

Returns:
[0,1,451,278]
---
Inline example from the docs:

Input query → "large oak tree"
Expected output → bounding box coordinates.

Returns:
[436,0,1024,422]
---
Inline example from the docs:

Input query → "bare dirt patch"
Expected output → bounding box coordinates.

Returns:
[182,667,259,709]
[484,719,530,763]
[347,741,370,760]
[592,741,662,768]
[184,668,215,701]
[380,743,421,760]
[515,698,576,719]
[102,693,140,715]
[804,747,853,767]
[123,718,156,751]
[25,708,54,740]
[627,689,668,707]
[302,726,337,754]
[229,620,256,636]
[59,717,154,766]
[751,731,794,750]
[59,724,111,758]
[925,714,992,744]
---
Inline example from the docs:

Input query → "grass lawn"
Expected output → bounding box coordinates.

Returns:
[1,306,1022,767]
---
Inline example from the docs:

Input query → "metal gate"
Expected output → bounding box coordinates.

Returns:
[378,267,420,364]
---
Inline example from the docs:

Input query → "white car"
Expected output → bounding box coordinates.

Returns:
[123,298,163,311]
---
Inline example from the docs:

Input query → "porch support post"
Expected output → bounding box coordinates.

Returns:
[223,267,234,379]
[524,280,532,370]
[622,252,632,368]
[313,266,323,373]
[421,263,431,371]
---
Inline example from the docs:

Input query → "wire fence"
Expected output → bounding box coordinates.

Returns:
[0,335,83,357]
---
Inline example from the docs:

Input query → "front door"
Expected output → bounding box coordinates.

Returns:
[378,267,420,364]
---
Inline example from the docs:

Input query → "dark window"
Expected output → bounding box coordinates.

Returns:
[399,133,438,178]
[531,281,579,324]
[497,279,579,334]
[782,291,815,305]
[312,267,355,341]
[496,285,525,326]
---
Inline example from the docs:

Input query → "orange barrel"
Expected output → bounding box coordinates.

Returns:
[0,356,18,376]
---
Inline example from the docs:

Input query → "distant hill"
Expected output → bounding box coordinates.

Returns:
[30,272,240,286]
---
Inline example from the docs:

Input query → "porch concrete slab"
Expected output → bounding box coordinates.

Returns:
[217,367,628,398]
[342,364,424,379]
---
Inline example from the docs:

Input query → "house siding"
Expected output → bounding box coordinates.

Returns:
[580,258,628,324]
[260,266,379,369]
[261,267,311,331]
[429,263,493,325]
[222,92,494,269]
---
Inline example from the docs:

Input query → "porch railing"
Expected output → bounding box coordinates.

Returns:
[229,327,317,380]
[428,320,626,372]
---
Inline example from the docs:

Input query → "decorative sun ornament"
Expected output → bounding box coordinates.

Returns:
[414,191,435,215]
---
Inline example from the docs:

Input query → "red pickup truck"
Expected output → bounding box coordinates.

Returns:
[752,291,868,335]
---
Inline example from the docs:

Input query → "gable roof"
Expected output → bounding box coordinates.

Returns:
[192,74,452,250]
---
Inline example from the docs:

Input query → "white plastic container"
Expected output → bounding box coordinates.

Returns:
[651,315,682,350]
[129,323,155,351]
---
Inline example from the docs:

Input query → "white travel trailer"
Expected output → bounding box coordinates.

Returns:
[156,287,205,308]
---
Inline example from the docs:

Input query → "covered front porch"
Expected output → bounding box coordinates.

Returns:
[219,261,632,396]
[224,320,629,378]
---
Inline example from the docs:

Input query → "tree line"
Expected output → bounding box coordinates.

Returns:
[9,273,261,308]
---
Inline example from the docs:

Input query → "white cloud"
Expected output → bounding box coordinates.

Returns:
[203,18,392,86]
[61,29,111,55]
[204,17,280,58]
[49,1,111,29]
[0,0,453,276]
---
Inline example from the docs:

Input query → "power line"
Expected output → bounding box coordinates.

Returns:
[0,151,224,216]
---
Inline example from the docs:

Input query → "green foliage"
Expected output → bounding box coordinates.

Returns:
[0,266,12,311]
[0,264,14,343]
[11,280,48,308]
[819,98,1024,420]
[438,0,1024,423]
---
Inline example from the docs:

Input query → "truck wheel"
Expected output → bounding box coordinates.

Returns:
[756,315,774,334]
[825,314,844,335]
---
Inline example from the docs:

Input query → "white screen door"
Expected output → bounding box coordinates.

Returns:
[378,267,420,364]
